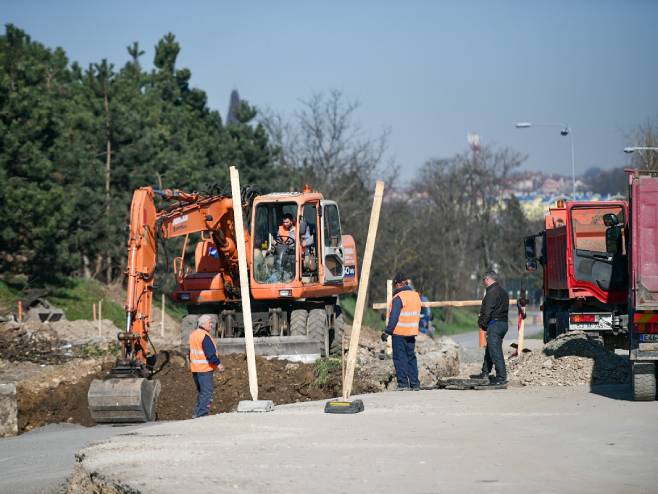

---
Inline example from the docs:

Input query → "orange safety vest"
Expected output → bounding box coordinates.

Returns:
[278,224,295,240]
[387,290,422,336]
[189,328,218,373]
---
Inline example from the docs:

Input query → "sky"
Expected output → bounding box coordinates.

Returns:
[3,0,658,182]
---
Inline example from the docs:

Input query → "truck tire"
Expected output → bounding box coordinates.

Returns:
[290,309,308,336]
[307,309,328,355]
[632,362,657,401]
[180,315,199,350]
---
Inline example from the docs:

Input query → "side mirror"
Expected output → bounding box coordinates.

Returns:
[526,259,538,272]
[380,313,386,322]
[524,236,537,260]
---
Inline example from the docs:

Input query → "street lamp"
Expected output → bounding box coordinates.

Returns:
[515,121,576,199]
[624,146,658,154]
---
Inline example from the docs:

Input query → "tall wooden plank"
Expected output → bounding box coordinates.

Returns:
[343,181,385,400]
[229,166,259,401]
[385,279,393,355]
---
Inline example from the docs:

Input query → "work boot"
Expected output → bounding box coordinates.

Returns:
[469,372,488,380]
[487,377,508,387]
[411,386,421,391]
[396,387,410,392]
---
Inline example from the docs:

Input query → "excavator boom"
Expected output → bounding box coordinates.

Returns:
[88,187,161,423]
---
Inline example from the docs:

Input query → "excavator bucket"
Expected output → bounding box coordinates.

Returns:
[88,378,161,423]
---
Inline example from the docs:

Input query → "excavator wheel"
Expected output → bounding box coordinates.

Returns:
[290,309,308,336]
[88,377,161,423]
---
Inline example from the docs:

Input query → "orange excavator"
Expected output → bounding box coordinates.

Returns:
[88,184,358,422]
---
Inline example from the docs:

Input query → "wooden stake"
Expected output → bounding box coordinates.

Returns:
[92,303,97,322]
[343,181,385,400]
[230,166,259,401]
[161,293,165,337]
[98,300,102,336]
[479,329,486,348]
[17,301,23,322]
[517,314,525,354]
[385,279,393,355]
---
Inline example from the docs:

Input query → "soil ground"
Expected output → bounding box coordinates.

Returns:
[12,353,376,433]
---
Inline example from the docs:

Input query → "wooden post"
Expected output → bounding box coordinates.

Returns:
[385,279,393,355]
[517,314,525,355]
[17,301,23,322]
[98,300,102,336]
[161,293,165,337]
[343,181,385,400]
[92,303,97,322]
[230,166,259,401]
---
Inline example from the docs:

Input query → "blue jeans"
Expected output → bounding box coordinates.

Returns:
[192,371,214,418]
[392,335,419,389]
[481,320,508,380]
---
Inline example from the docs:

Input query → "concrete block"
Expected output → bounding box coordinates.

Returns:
[0,382,18,437]
[237,400,274,412]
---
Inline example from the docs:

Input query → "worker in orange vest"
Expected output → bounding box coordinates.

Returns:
[189,314,225,418]
[381,273,422,390]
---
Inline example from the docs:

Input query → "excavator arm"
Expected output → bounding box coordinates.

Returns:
[89,186,246,423]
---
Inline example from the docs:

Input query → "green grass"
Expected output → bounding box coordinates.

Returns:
[339,295,384,330]
[431,306,480,335]
[48,278,126,328]
[312,357,342,387]
[0,280,22,314]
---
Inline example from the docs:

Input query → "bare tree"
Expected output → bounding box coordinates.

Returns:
[628,118,658,170]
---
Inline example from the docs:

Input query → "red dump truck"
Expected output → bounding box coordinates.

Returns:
[524,199,629,350]
[525,169,658,401]
[627,168,658,400]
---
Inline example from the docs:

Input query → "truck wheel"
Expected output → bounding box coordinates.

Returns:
[290,309,308,336]
[329,314,345,355]
[632,362,657,401]
[180,315,199,350]
[307,309,329,356]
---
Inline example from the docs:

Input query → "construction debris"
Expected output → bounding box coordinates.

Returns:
[508,331,630,386]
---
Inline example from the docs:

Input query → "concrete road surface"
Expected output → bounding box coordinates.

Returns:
[0,423,147,493]
[69,385,658,494]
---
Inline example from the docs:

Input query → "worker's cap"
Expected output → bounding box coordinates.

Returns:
[393,273,407,285]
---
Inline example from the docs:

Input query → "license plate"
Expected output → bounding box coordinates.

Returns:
[639,333,658,342]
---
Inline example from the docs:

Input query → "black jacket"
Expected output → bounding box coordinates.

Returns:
[478,282,509,329]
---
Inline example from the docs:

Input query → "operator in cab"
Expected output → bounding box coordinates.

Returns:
[381,273,422,391]
[189,314,225,418]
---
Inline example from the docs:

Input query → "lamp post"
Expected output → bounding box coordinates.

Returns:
[515,121,576,199]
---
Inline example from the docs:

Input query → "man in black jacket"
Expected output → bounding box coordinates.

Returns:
[472,270,509,386]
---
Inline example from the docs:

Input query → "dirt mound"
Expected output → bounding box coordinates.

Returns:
[0,320,73,364]
[350,326,460,390]
[508,332,629,386]
[13,352,375,432]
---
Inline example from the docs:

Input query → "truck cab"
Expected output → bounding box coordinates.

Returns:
[525,199,629,348]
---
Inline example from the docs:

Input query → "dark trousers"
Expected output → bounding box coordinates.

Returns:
[192,371,214,418]
[482,320,508,380]
[392,334,419,389]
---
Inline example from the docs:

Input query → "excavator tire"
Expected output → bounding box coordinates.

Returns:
[329,314,345,355]
[290,309,308,336]
[180,314,199,351]
[308,309,328,356]
[88,377,161,423]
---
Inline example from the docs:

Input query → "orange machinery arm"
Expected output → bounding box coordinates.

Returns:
[124,186,248,363]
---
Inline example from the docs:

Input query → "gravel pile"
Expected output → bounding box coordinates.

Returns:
[508,331,629,386]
